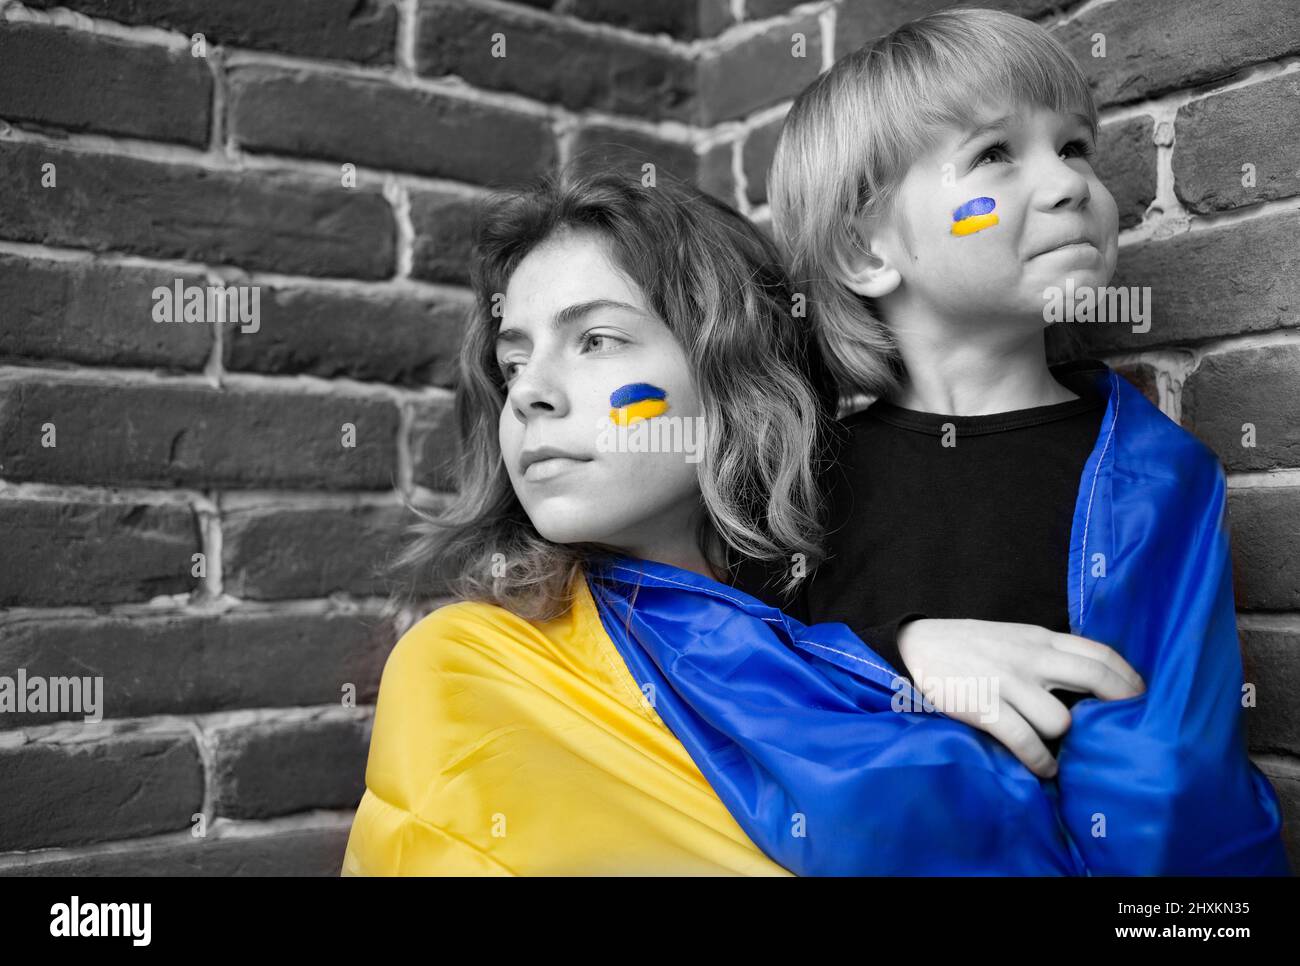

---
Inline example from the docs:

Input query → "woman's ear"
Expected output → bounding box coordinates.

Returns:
[839,215,902,299]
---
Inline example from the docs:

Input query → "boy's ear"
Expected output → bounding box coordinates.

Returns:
[838,215,902,299]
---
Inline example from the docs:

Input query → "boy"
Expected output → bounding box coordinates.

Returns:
[737,6,1290,874]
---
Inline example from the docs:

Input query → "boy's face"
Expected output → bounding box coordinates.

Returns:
[859,100,1119,329]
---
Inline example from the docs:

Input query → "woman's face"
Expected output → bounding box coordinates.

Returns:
[495,228,707,563]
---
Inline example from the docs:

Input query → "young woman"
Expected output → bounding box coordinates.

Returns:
[340,168,1094,876]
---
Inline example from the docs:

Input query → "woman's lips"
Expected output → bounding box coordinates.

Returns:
[523,457,590,482]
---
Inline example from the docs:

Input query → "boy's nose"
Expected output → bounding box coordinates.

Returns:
[1035,156,1092,211]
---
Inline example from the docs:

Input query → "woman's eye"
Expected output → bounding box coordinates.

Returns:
[1061,138,1095,161]
[581,332,623,353]
[972,141,1009,167]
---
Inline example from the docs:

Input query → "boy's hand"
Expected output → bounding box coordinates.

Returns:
[895,619,1146,779]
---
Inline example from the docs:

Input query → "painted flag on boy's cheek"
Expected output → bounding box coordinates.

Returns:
[951,196,999,236]
[1054,364,1291,875]
[586,555,1088,876]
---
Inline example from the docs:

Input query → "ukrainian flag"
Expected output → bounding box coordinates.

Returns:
[609,383,668,425]
[951,196,998,236]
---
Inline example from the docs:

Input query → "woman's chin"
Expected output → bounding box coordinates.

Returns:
[530,512,619,547]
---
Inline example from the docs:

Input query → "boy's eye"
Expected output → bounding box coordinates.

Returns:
[1061,138,1096,161]
[972,140,1010,167]
[499,360,522,383]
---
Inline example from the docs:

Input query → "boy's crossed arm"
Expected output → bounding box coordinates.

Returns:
[895,617,1144,780]
[895,465,1290,875]
[1048,468,1290,875]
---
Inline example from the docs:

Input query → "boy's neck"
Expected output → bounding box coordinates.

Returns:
[884,323,1078,417]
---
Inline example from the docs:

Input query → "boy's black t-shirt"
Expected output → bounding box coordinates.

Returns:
[731,360,1109,731]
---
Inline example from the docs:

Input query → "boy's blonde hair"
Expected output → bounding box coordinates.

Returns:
[768,6,1098,399]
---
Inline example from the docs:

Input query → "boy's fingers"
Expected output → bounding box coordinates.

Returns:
[945,699,1058,779]
[1042,631,1145,693]
[998,676,1074,741]
[1032,649,1142,701]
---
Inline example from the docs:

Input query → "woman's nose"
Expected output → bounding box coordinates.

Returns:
[508,359,569,421]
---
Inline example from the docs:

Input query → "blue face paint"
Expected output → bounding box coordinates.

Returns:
[609,383,669,425]
[951,196,999,236]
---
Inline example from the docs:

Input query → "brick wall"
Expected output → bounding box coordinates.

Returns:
[0,0,1296,874]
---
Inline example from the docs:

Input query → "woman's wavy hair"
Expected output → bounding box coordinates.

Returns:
[387,163,840,622]
[769,6,1098,399]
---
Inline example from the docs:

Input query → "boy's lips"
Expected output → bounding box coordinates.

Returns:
[1030,234,1096,258]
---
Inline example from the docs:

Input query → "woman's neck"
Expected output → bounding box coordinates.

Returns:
[614,503,721,582]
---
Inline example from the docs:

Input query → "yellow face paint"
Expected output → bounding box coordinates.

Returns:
[609,383,668,425]
[951,196,999,236]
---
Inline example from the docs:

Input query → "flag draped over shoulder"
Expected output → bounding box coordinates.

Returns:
[1055,365,1290,875]
[586,362,1291,877]
[586,557,1088,876]
[341,580,796,876]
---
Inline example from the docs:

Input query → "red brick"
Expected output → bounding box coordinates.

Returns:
[0,371,400,490]
[570,0,732,38]
[743,115,784,205]
[0,825,351,876]
[836,0,1074,58]
[1227,485,1300,610]
[1075,210,1299,353]
[24,0,398,64]
[222,501,416,599]
[0,22,211,146]
[0,254,211,370]
[211,717,370,819]
[697,141,736,205]
[1052,0,1300,108]
[1182,345,1300,471]
[1173,73,1300,215]
[0,496,198,607]
[1240,622,1300,757]
[221,283,468,387]
[697,11,822,124]
[415,0,697,121]
[745,0,810,21]
[0,141,395,280]
[227,64,556,185]
[1097,115,1155,230]
[0,732,203,851]
[571,125,696,184]
[409,189,478,286]
[0,609,396,728]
